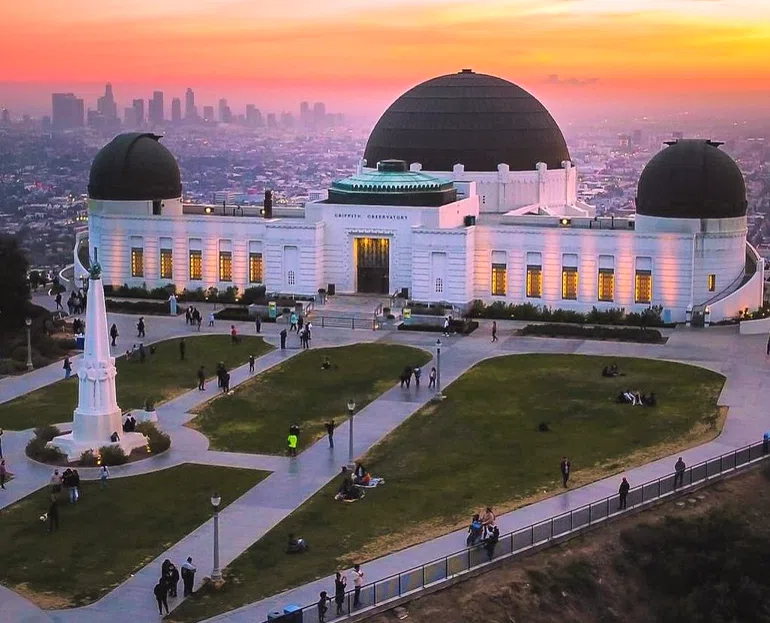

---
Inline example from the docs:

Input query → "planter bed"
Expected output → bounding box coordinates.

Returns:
[398,319,479,335]
[518,323,664,343]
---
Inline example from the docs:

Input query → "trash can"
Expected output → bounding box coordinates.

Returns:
[266,611,283,622]
[75,334,85,350]
[282,604,303,622]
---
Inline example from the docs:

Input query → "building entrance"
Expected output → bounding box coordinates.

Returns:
[355,238,390,294]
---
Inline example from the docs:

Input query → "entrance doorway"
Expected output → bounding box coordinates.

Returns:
[355,238,390,294]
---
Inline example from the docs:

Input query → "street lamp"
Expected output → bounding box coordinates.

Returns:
[435,339,442,395]
[347,399,356,464]
[25,317,33,371]
[210,492,222,582]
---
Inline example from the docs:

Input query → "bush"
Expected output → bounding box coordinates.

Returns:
[105,300,180,315]
[179,287,207,302]
[518,323,664,343]
[467,300,667,327]
[26,425,65,463]
[399,319,479,335]
[405,301,451,316]
[136,421,171,454]
[241,285,267,305]
[214,307,250,321]
[78,449,99,466]
[99,444,128,465]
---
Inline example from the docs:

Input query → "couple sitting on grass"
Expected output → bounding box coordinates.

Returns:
[602,363,624,377]
[617,390,656,407]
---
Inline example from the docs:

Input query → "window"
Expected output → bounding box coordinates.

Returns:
[526,252,542,298]
[597,255,614,302]
[160,248,173,279]
[131,247,144,278]
[287,270,296,286]
[491,251,507,296]
[189,250,202,280]
[249,253,263,283]
[435,278,443,294]
[708,274,716,292]
[562,254,578,300]
[635,257,652,304]
[160,237,173,279]
[219,251,232,282]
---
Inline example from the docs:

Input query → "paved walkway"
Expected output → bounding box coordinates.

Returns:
[0,322,768,623]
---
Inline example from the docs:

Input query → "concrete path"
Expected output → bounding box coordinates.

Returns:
[1,322,768,623]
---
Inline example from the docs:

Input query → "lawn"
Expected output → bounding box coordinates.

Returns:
[189,343,431,454]
[171,354,725,622]
[0,335,272,430]
[0,464,267,608]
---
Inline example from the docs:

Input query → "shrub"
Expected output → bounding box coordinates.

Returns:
[518,323,663,343]
[144,398,155,412]
[399,319,479,335]
[214,307,250,321]
[78,449,99,466]
[241,285,268,305]
[179,287,207,302]
[99,444,128,465]
[467,300,666,327]
[26,425,65,463]
[136,421,172,454]
[106,300,181,315]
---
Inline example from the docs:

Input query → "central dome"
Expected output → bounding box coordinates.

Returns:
[363,70,570,172]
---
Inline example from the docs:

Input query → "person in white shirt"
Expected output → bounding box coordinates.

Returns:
[181,557,197,596]
[352,564,364,608]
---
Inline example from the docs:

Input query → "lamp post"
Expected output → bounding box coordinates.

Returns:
[347,399,356,465]
[435,339,442,395]
[25,317,33,371]
[210,492,222,582]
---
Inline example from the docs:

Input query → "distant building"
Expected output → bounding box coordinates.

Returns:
[97,83,118,122]
[280,111,295,129]
[132,99,145,127]
[52,93,84,130]
[313,102,326,130]
[171,98,182,123]
[148,91,164,125]
[123,106,136,128]
[267,113,277,129]
[0,108,9,125]
[300,101,311,129]
[245,104,262,127]
[203,106,215,122]
[185,88,197,121]
[632,129,643,146]
[218,98,232,123]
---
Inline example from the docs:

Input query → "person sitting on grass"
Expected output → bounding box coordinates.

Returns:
[354,462,371,486]
[287,533,308,554]
[321,356,334,370]
[642,392,657,407]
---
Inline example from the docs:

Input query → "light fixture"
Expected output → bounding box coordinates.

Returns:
[347,399,356,413]
[25,317,32,327]
[205,207,212,214]
[560,218,571,226]
[211,492,221,509]
[436,338,442,349]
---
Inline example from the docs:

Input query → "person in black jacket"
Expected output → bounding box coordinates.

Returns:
[168,563,180,597]
[334,571,347,615]
[317,591,330,623]
[484,525,500,561]
[618,477,630,510]
[197,365,206,391]
[48,494,59,533]
[154,580,169,615]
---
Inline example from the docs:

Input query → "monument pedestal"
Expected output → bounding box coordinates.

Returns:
[49,431,148,462]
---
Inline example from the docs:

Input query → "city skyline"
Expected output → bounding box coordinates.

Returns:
[1,0,769,122]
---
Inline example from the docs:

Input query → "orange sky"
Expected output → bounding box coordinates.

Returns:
[2,0,769,120]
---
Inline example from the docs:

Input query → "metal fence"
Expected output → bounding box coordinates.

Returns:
[266,438,769,623]
[314,316,379,330]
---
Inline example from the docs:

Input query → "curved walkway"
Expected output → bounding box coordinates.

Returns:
[0,322,767,623]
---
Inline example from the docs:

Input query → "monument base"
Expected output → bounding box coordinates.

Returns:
[128,409,159,424]
[48,432,148,462]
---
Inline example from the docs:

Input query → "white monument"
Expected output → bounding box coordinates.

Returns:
[49,263,147,461]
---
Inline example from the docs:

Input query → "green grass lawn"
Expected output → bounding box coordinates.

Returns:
[0,464,267,608]
[0,335,272,430]
[171,354,725,622]
[189,343,431,454]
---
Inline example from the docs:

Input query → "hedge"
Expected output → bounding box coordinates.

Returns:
[105,300,182,315]
[518,323,664,343]
[25,425,66,463]
[399,319,479,335]
[214,307,278,322]
[467,300,667,327]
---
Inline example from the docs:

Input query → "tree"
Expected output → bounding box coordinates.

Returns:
[0,235,30,329]
[28,270,42,291]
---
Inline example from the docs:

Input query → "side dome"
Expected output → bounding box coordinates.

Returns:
[363,69,570,172]
[635,139,747,219]
[88,133,182,201]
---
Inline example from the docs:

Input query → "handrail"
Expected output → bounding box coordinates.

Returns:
[272,438,769,623]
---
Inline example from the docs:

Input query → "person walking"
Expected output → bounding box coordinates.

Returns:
[334,571,347,615]
[72,469,80,503]
[0,428,3,458]
[491,321,498,342]
[50,469,62,494]
[287,430,298,457]
[428,367,437,389]
[99,465,109,489]
[560,456,571,488]
[179,338,186,361]
[326,420,335,448]
[413,366,421,388]
[63,357,72,379]
[255,315,262,333]
[48,493,59,532]
[280,328,287,350]
[317,591,330,623]
[137,317,146,338]
[222,371,231,393]
[443,317,450,337]
[154,579,170,616]
[55,291,63,310]
[208,311,215,327]
[352,564,364,608]
[766,333,770,356]
[197,365,206,391]
[618,477,630,510]
[110,323,119,347]
[249,354,255,373]
[181,557,197,596]
[290,312,298,333]
[674,457,686,488]
[230,325,238,344]
[0,459,7,489]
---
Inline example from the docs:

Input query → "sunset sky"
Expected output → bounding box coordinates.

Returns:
[2,0,769,122]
